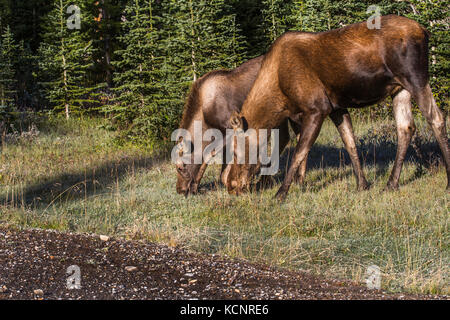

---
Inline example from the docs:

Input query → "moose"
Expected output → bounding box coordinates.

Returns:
[226,15,450,200]
[176,55,370,195]
[176,56,266,195]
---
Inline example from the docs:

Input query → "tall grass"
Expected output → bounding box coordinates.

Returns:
[0,114,448,295]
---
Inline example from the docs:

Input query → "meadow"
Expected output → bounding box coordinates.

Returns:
[0,114,448,295]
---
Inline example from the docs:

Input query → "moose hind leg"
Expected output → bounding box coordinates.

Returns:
[387,89,416,190]
[414,84,450,190]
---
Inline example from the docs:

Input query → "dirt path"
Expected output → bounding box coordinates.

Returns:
[0,226,446,300]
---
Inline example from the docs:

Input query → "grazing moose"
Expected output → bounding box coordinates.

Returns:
[176,56,369,195]
[175,56,287,196]
[226,15,449,200]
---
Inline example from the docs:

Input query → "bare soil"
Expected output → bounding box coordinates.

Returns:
[0,226,446,300]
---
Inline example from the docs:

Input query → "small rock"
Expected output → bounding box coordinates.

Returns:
[125,266,137,272]
[33,289,44,296]
[184,273,194,277]
[99,235,110,241]
[0,285,7,293]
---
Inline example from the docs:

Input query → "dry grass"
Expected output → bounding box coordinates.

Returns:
[0,115,448,295]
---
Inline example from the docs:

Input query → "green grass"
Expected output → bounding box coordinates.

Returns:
[0,115,448,295]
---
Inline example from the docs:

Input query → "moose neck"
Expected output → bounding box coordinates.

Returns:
[241,95,289,131]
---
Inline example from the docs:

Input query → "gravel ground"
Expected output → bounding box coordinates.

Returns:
[0,226,446,300]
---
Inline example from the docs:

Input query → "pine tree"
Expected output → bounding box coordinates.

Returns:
[289,1,413,32]
[1,0,53,110]
[160,0,246,137]
[0,25,17,107]
[198,0,246,71]
[109,0,168,145]
[261,0,293,43]
[407,0,449,109]
[107,0,247,146]
[0,25,18,130]
[38,0,99,118]
[0,0,11,33]
[289,0,345,32]
[162,0,244,81]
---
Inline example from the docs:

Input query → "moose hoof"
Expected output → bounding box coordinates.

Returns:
[184,184,199,197]
[385,181,399,191]
[274,188,288,202]
[357,181,370,191]
[257,176,274,190]
[293,176,305,185]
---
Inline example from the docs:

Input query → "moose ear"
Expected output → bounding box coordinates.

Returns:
[230,111,243,130]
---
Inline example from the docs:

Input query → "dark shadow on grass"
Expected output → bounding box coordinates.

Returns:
[2,154,168,208]
[5,129,446,205]
[197,180,221,194]
[255,131,445,192]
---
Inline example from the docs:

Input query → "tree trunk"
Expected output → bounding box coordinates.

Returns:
[60,0,69,119]
[189,0,197,82]
[101,0,113,88]
[62,54,69,119]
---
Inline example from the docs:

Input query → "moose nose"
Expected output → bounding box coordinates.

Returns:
[227,180,238,192]
[176,185,186,194]
[227,180,243,195]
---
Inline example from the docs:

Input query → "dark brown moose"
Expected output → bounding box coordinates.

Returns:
[226,15,450,200]
[176,55,370,195]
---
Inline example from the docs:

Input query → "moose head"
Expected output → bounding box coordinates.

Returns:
[225,111,265,195]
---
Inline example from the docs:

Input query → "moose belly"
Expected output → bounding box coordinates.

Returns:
[328,70,397,109]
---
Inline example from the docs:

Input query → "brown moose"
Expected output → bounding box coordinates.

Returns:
[176,54,370,195]
[226,15,449,200]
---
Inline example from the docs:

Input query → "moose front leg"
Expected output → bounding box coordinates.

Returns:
[294,155,308,185]
[275,112,326,201]
[289,119,308,185]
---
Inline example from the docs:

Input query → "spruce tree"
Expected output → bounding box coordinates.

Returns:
[110,0,168,145]
[196,0,245,70]
[407,0,449,109]
[163,0,245,79]
[261,0,293,43]
[38,0,99,118]
[0,25,17,131]
[161,0,246,136]
[0,0,11,33]
[0,25,17,108]
[108,0,247,145]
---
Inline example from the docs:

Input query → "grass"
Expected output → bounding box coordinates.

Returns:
[0,114,448,295]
